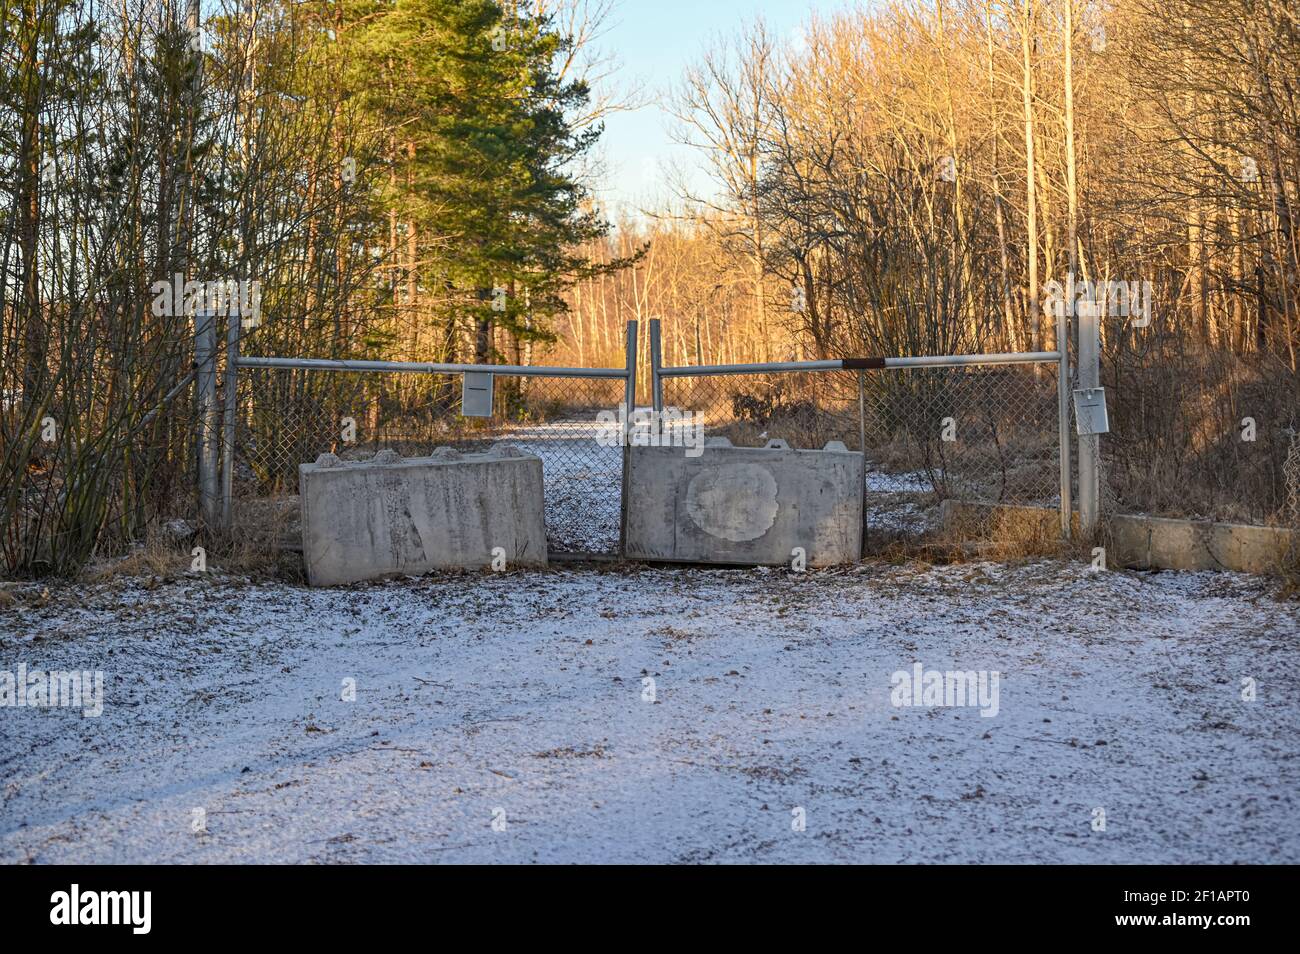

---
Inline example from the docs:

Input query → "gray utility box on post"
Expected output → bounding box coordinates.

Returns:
[299,445,546,586]
[461,372,494,417]
[1072,386,1110,436]
[624,438,864,567]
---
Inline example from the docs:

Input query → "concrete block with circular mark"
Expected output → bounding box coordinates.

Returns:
[299,446,546,586]
[625,442,864,566]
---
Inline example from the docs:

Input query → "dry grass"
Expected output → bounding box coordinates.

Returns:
[83,528,195,583]
[1276,534,1300,596]
[220,496,305,580]
[925,501,1072,563]
[1105,350,1299,526]
[77,500,304,585]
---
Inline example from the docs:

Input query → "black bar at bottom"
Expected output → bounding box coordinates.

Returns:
[0,864,1280,940]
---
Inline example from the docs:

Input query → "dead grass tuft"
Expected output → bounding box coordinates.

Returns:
[218,496,305,581]
[83,528,192,582]
[918,501,1072,565]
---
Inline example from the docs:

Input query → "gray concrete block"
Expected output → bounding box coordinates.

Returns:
[299,445,547,586]
[625,440,864,566]
[940,499,1299,576]
[1108,512,1297,575]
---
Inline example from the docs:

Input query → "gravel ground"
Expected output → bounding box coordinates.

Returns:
[1,559,1297,864]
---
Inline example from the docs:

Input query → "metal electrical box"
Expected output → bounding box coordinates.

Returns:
[1072,387,1110,436]
[462,372,494,417]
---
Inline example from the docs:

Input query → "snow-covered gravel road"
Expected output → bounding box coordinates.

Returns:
[2,560,1297,863]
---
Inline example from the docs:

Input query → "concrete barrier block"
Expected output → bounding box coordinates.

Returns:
[625,441,864,566]
[299,446,546,586]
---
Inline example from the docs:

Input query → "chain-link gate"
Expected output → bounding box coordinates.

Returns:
[230,369,629,556]
[212,316,1068,562]
[217,323,638,559]
[1095,349,1300,528]
[659,363,1064,547]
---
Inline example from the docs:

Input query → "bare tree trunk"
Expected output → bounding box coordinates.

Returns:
[1064,0,1079,339]
[1020,0,1041,355]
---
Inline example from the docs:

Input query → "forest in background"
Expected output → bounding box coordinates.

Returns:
[559,1,1299,369]
[0,0,634,571]
[2,0,1299,574]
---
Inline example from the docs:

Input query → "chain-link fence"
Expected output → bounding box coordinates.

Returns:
[231,368,627,556]
[214,319,1297,572]
[660,364,1062,545]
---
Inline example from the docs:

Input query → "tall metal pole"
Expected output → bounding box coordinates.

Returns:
[1057,302,1073,539]
[196,307,218,526]
[619,321,638,558]
[1078,302,1101,534]
[1061,0,1078,541]
[648,318,663,412]
[220,309,240,529]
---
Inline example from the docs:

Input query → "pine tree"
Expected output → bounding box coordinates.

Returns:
[349,0,637,363]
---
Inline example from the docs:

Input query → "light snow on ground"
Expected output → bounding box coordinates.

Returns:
[2,559,1297,864]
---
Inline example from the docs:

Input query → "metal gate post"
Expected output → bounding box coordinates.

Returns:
[1056,301,1073,539]
[857,370,867,454]
[648,318,663,413]
[219,307,241,530]
[619,320,638,557]
[195,307,219,528]
[1077,282,1101,535]
[858,368,868,559]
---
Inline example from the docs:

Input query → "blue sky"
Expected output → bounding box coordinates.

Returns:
[587,0,850,214]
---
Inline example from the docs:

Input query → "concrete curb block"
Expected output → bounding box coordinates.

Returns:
[940,500,1298,576]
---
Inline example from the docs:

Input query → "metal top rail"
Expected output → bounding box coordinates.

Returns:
[239,350,1059,381]
[657,351,1061,378]
[237,355,629,379]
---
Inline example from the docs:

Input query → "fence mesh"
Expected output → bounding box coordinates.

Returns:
[661,364,1062,545]
[231,369,626,555]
